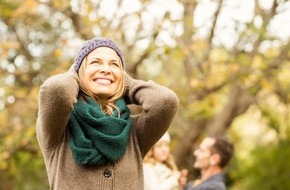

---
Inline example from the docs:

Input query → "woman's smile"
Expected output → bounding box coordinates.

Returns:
[93,77,113,85]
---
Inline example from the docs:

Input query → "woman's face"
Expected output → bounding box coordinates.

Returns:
[152,140,170,163]
[82,47,123,99]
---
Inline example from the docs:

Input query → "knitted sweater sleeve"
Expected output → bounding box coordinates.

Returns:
[36,67,79,150]
[125,73,179,157]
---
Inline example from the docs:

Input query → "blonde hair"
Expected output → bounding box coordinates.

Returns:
[143,145,178,171]
[78,56,126,116]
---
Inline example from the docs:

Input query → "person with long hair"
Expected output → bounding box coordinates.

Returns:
[36,37,179,190]
[143,132,188,190]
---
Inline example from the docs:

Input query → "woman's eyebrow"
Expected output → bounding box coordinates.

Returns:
[109,58,120,62]
[88,57,119,62]
[88,57,101,61]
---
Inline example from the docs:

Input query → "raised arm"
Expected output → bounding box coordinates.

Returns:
[36,67,79,150]
[125,73,179,156]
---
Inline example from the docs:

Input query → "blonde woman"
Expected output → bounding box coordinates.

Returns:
[143,132,188,190]
[36,37,179,190]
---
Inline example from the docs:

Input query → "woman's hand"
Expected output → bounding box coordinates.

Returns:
[178,169,188,188]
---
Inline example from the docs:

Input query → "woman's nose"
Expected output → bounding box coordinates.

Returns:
[99,63,111,73]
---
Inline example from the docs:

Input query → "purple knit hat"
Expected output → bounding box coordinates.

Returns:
[74,37,125,72]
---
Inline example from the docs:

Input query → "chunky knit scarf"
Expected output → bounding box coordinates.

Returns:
[68,96,132,166]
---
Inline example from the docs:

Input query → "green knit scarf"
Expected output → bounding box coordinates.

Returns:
[68,96,132,166]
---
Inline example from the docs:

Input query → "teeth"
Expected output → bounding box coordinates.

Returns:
[96,78,111,84]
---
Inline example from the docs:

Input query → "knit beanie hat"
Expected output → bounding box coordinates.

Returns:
[74,37,125,72]
[158,132,171,143]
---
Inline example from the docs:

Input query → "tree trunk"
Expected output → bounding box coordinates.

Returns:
[207,85,254,136]
[173,119,207,167]
[173,85,254,167]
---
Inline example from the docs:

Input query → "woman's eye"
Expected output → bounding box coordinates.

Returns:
[91,61,101,65]
[111,62,120,67]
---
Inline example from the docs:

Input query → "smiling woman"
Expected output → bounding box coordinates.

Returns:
[75,38,126,114]
[36,37,179,190]
[79,46,124,114]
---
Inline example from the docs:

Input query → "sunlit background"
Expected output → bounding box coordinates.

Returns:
[1,0,290,189]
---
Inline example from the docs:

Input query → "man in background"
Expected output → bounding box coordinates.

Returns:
[184,137,234,190]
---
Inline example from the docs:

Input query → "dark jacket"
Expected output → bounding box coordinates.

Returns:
[184,173,227,190]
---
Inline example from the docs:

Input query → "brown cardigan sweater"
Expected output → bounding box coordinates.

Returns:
[36,69,179,190]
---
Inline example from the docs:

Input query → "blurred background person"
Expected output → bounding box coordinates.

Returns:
[184,137,234,190]
[143,132,188,190]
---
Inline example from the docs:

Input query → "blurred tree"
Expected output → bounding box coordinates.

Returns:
[0,0,289,189]
[230,140,290,190]
[171,0,290,167]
